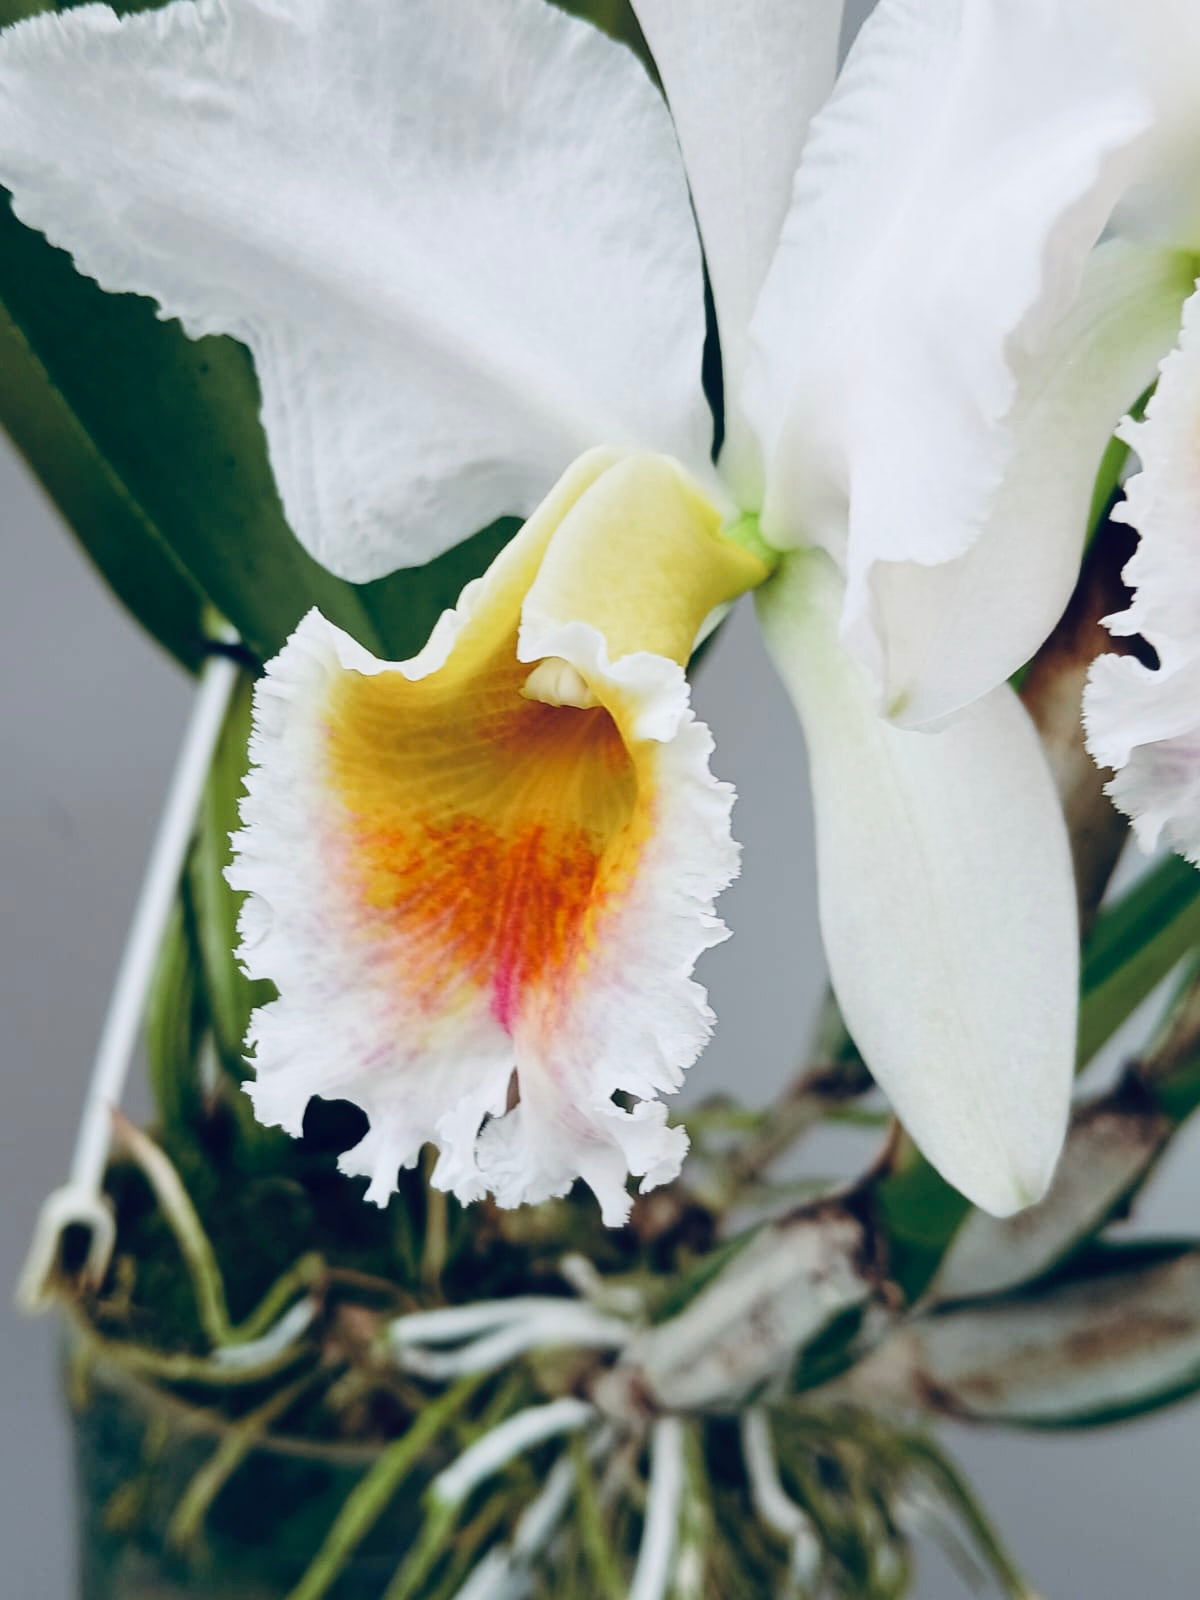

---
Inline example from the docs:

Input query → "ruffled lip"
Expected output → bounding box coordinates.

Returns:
[228,452,754,1225]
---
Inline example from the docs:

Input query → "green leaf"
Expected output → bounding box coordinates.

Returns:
[1143,958,1200,1124]
[187,670,273,1075]
[907,1243,1200,1429]
[1079,853,1200,1066]
[357,517,520,662]
[872,1148,971,1305]
[927,1087,1170,1304]
[553,0,646,54]
[0,301,207,670]
[627,1213,881,1411]
[144,896,205,1134]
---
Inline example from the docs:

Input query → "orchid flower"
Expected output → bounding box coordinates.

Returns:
[1081,6,1200,869]
[0,0,1150,1220]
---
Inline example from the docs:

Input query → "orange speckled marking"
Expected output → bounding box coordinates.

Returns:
[324,628,649,1034]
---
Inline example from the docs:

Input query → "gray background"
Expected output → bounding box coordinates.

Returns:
[5,435,1200,1597]
[4,0,1200,1590]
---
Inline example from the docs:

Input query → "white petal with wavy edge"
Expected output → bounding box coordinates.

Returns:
[873,243,1197,727]
[0,0,713,582]
[743,0,1149,683]
[1085,284,1200,866]
[630,0,844,503]
[756,550,1078,1217]
[228,453,764,1225]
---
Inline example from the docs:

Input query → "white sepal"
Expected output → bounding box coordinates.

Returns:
[757,550,1079,1217]
[630,0,844,501]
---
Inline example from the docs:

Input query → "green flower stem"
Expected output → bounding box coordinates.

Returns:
[721,993,873,1197]
[720,513,782,575]
[287,1372,486,1600]
[680,1099,770,1141]
[824,1107,892,1130]
[166,1368,323,1550]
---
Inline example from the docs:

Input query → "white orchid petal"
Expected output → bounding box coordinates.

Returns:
[874,242,1197,727]
[229,453,761,1223]
[0,0,712,581]
[630,0,844,501]
[1085,285,1200,866]
[757,551,1078,1217]
[744,0,1149,678]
